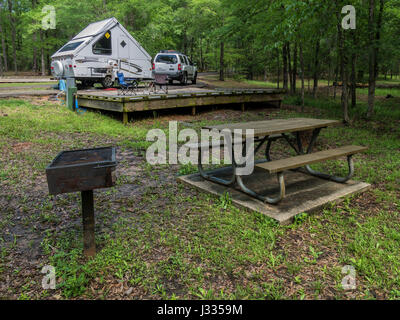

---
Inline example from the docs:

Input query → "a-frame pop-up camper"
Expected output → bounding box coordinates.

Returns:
[51,17,153,88]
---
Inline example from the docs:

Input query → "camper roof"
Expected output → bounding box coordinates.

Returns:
[52,17,152,60]
[73,17,117,40]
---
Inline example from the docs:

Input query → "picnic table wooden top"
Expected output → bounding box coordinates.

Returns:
[203,118,341,136]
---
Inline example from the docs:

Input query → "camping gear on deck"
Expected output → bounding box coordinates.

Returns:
[117,72,137,95]
[149,73,169,94]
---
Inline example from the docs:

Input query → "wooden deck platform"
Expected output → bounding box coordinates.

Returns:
[75,88,285,124]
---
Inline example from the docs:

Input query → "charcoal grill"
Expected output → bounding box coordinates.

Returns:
[46,147,117,257]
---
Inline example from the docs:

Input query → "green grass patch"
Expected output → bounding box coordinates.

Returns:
[357,87,400,97]
[0,99,163,150]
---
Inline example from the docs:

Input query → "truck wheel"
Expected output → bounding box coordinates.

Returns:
[101,76,113,89]
[180,73,187,85]
[192,73,197,85]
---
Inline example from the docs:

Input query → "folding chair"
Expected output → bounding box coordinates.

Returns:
[149,73,169,94]
[117,72,135,96]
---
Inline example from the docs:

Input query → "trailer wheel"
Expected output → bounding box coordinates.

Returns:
[101,76,114,89]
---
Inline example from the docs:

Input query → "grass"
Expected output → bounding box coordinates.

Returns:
[376,77,400,85]
[284,93,400,121]
[357,87,400,97]
[0,86,399,300]
[200,73,400,92]
[244,79,331,88]
[0,99,163,153]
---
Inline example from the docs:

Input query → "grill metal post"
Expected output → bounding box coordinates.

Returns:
[81,190,96,257]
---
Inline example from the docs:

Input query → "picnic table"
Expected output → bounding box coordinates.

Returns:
[192,118,367,204]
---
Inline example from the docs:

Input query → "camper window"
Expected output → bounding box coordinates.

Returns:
[92,31,112,55]
[59,41,84,53]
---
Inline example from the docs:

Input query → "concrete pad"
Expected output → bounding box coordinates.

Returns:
[178,167,371,225]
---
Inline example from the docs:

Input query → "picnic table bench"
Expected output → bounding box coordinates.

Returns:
[189,118,368,204]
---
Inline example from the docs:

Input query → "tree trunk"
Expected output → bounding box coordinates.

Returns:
[300,42,305,111]
[46,41,50,75]
[183,32,188,54]
[374,0,384,80]
[283,43,288,91]
[367,0,376,118]
[32,0,37,73]
[40,30,46,76]
[313,39,320,98]
[327,59,331,97]
[0,12,6,73]
[366,0,384,118]
[336,3,349,123]
[277,48,280,89]
[288,43,293,94]
[190,37,194,61]
[0,33,2,76]
[199,37,203,71]
[328,40,335,97]
[350,49,357,108]
[342,66,350,124]
[292,42,297,95]
[33,32,37,73]
[334,60,339,100]
[219,41,224,81]
[7,0,18,73]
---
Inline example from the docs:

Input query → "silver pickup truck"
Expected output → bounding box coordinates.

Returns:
[153,50,197,85]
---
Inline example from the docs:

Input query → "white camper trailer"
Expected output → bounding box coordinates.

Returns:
[51,17,153,88]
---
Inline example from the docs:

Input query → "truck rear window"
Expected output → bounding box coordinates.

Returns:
[59,41,84,53]
[156,55,178,64]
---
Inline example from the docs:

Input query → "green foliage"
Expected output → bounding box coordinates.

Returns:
[2,0,400,103]
[178,163,198,176]
[293,212,309,225]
